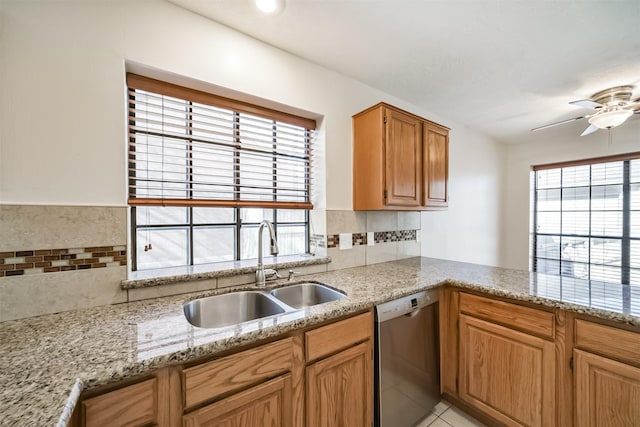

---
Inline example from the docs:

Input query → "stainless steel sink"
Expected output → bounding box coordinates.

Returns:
[183,291,286,329]
[270,281,346,309]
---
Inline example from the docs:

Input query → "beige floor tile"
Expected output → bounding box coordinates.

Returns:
[440,406,486,427]
[415,412,438,427]
[432,400,451,416]
[427,418,453,427]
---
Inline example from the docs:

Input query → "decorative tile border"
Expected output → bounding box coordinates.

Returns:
[326,230,417,249]
[0,246,126,278]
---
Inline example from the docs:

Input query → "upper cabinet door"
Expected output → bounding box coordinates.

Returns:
[384,108,422,207]
[423,123,449,207]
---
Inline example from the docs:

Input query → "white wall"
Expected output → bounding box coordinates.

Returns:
[503,122,640,270]
[0,0,507,265]
[421,125,506,267]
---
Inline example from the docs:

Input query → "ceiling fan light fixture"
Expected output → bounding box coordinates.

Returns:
[587,109,633,129]
[255,0,284,14]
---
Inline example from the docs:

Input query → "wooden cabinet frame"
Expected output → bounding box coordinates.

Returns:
[441,287,640,427]
[353,102,449,211]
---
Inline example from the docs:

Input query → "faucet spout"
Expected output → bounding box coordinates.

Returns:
[256,220,279,287]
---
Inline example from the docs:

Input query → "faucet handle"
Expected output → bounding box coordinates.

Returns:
[264,268,283,280]
[288,270,301,281]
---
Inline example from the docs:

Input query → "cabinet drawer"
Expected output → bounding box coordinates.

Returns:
[183,374,292,427]
[459,293,554,339]
[305,311,372,362]
[575,320,640,366]
[183,337,293,410]
[82,378,157,426]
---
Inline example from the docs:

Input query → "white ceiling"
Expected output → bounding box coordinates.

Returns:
[168,0,640,144]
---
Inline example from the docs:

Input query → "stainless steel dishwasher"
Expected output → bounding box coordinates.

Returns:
[375,289,440,427]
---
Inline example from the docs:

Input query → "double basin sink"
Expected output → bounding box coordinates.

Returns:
[183,281,346,329]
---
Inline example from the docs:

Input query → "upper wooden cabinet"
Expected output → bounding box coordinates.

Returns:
[423,122,449,208]
[353,102,449,211]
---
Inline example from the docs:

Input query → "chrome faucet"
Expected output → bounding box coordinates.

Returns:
[256,220,280,287]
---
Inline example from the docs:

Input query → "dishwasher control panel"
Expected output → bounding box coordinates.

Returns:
[375,289,438,323]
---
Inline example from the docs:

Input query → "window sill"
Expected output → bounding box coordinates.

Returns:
[121,254,331,290]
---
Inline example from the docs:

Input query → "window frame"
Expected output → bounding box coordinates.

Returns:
[531,152,640,285]
[126,74,315,271]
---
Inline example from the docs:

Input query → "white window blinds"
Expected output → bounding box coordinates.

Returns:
[127,74,315,209]
[532,154,640,285]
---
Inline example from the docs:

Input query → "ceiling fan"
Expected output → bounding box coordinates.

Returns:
[532,85,640,136]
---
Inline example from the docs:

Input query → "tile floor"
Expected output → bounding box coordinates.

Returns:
[416,400,486,427]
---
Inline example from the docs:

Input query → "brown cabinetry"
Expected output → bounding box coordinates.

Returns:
[72,311,373,427]
[459,314,555,427]
[574,320,640,427]
[353,102,449,211]
[441,289,640,427]
[305,312,373,427]
[441,290,558,426]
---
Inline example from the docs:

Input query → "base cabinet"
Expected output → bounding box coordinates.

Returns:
[574,319,640,427]
[443,290,640,427]
[306,341,372,427]
[459,314,555,427]
[72,311,373,427]
[574,349,640,427]
[182,374,293,427]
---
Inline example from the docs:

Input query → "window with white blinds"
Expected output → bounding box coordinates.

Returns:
[127,73,315,208]
[126,74,315,271]
[532,154,640,285]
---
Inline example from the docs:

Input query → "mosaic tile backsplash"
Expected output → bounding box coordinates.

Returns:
[0,246,127,277]
[326,229,417,248]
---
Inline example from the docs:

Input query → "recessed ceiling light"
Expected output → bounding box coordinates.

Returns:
[255,0,284,14]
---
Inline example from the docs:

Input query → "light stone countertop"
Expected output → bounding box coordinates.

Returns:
[1,257,639,427]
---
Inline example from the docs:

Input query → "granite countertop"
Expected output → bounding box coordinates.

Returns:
[1,257,639,426]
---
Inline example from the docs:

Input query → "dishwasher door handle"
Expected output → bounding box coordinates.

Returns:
[405,308,422,318]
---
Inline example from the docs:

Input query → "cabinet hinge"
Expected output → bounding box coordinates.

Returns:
[383,189,388,200]
[569,357,574,370]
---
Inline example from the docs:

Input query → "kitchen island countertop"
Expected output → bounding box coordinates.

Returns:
[1,256,639,426]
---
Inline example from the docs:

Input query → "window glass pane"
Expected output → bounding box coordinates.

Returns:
[241,208,273,224]
[561,237,589,263]
[136,228,188,270]
[536,258,559,275]
[589,264,621,284]
[562,211,589,235]
[590,238,622,267]
[631,269,640,287]
[136,207,188,225]
[536,189,560,211]
[591,161,623,185]
[591,211,622,237]
[536,211,560,234]
[562,165,589,188]
[561,187,589,211]
[536,235,560,260]
[631,240,640,269]
[276,225,307,256]
[591,184,623,210]
[193,227,235,264]
[536,168,561,189]
[560,260,588,280]
[631,183,640,210]
[278,209,307,223]
[631,159,640,183]
[632,211,640,238]
[193,208,234,224]
[240,225,260,260]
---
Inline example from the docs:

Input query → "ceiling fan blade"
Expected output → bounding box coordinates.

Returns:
[580,124,599,136]
[531,115,585,132]
[570,99,603,109]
